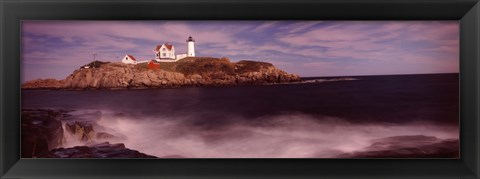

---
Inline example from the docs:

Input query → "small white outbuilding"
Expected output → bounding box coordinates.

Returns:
[122,54,137,64]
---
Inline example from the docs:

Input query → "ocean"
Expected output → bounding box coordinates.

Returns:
[21,73,459,158]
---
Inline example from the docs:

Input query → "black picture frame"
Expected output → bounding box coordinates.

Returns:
[1,0,479,178]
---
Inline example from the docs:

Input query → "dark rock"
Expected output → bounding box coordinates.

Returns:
[64,121,95,142]
[21,109,65,157]
[22,109,153,158]
[63,110,104,142]
[338,135,459,158]
[39,142,157,158]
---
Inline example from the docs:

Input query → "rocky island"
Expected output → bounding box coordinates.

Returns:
[22,57,301,90]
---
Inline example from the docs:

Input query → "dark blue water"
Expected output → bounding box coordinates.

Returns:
[23,73,459,125]
[22,73,459,158]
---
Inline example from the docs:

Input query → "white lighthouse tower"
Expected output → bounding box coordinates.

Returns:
[187,36,195,57]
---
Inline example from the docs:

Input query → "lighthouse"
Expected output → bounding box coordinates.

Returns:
[187,36,195,57]
[146,36,197,63]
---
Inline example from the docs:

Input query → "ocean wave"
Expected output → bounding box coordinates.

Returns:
[89,110,458,158]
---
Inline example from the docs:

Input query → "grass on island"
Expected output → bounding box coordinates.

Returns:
[134,57,274,76]
[81,61,110,69]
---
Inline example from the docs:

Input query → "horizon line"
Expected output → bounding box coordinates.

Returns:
[23,72,460,83]
[300,72,459,78]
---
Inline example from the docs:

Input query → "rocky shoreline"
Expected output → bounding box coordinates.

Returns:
[22,57,301,90]
[39,142,157,158]
[22,108,156,158]
[337,135,459,158]
[22,109,459,158]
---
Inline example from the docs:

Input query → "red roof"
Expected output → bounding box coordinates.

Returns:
[154,43,174,51]
[148,60,160,64]
[126,54,137,61]
[148,60,161,69]
[165,44,173,50]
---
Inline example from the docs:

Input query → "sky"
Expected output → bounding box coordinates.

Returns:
[22,21,459,81]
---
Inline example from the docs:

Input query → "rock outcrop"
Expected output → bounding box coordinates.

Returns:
[65,121,96,142]
[21,78,65,89]
[22,57,301,90]
[39,142,157,158]
[22,109,152,158]
[21,109,65,157]
[61,110,124,143]
[338,135,459,158]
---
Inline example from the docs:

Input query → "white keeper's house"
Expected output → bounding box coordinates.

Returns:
[155,43,176,60]
[121,36,196,64]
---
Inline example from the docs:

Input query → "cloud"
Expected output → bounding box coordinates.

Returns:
[275,21,458,59]
[251,21,281,33]
[279,21,325,33]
